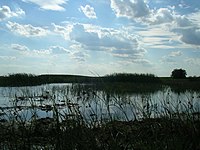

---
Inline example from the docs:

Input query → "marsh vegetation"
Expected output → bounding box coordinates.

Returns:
[0,73,200,149]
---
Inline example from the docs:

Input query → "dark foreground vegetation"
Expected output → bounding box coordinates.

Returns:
[1,117,199,150]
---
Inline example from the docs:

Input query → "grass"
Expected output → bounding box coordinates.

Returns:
[160,77,200,92]
[1,116,199,149]
[0,84,200,149]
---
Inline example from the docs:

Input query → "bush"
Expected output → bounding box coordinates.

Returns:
[171,69,187,79]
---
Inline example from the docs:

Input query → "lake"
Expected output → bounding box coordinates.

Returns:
[0,83,200,123]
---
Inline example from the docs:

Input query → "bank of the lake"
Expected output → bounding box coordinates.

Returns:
[0,73,200,93]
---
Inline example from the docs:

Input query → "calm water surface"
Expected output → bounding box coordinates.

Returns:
[0,84,200,121]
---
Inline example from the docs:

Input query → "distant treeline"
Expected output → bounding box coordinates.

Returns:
[0,73,161,87]
[0,73,95,87]
[160,76,200,92]
[103,73,161,83]
[1,73,200,90]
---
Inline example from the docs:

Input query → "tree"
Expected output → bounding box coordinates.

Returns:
[171,68,187,79]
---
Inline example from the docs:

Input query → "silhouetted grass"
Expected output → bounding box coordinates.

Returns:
[1,73,200,95]
[0,73,97,87]
[0,85,200,149]
[160,77,200,92]
[103,73,161,83]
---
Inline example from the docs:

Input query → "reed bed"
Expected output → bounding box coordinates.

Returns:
[0,84,200,150]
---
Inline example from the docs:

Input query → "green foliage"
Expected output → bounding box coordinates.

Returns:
[160,77,200,92]
[171,68,187,79]
[0,73,40,87]
[1,73,200,93]
[103,73,161,83]
[0,73,96,87]
[0,73,161,87]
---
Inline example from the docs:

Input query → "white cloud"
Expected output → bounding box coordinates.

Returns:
[178,1,190,9]
[125,24,180,50]
[0,56,16,60]
[145,7,200,47]
[110,0,178,25]
[185,57,200,66]
[172,11,200,46]
[52,23,73,40]
[111,48,146,60]
[161,50,182,63]
[11,44,29,52]
[11,44,50,56]
[33,49,51,55]
[71,51,88,62]
[145,9,200,47]
[0,6,25,21]
[169,51,182,57]
[11,44,47,56]
[69,24,101,47]
[110,0,200,48]
[175,15,192,27]
[161,56,176,63]
[147,8,200,47]
[53,23,148,64]
[180,28,200,46]
[79,5,97,19]
[68,44,89,62]
[189,11,200,27]
[11,44,70,57]
[50,46,71,54]
[6,21,48,37]
[147,8,175,25]
[11,43,32,55]
[131,59,152,66]
[22,0,68,11]
[70,24,136,50]
[172,19,200,46]
[68,24,148,64]
[110,0,150,19]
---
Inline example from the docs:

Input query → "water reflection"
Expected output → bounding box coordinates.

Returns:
[0,84,200,123]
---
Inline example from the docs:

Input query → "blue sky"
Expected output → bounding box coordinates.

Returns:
[0,0,200,76]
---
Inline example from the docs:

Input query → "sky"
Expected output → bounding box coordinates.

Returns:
[0,0,200,77]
